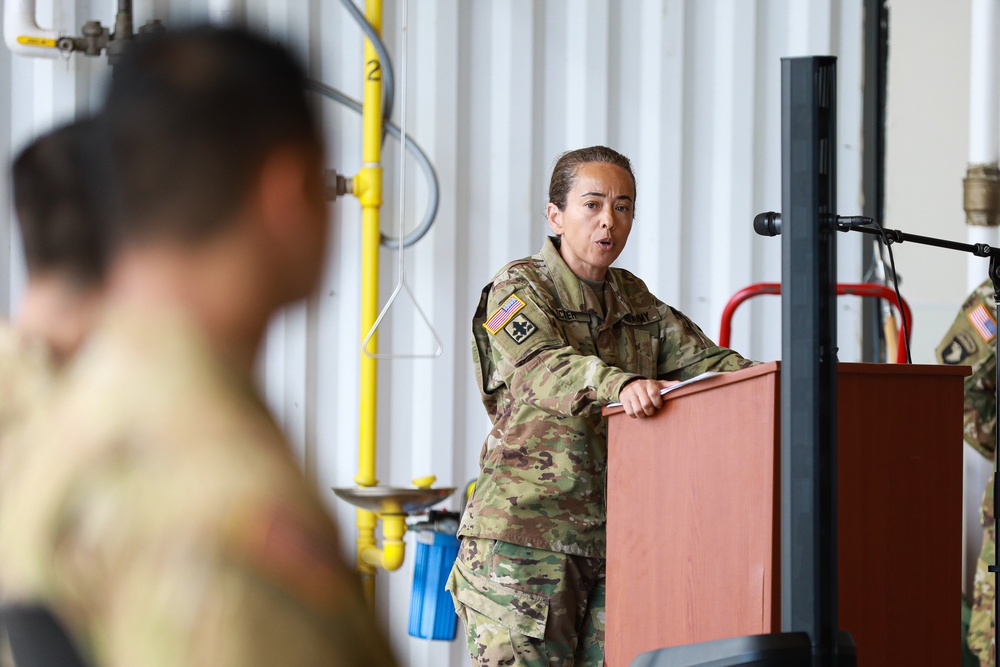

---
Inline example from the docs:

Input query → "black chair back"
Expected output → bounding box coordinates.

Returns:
[0,604,88,667]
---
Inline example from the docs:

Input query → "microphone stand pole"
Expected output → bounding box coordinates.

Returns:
[839,222,1000,650]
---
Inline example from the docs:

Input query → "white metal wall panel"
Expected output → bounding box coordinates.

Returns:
[0,2,865,665]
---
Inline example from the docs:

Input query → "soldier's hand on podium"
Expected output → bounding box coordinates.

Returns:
[619,379,679,419]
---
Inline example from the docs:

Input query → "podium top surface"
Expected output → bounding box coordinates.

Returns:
[601,361,969,417]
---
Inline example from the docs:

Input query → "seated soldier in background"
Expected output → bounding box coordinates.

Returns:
[0,118,107,437]
[0,27,396,667]
[937,279,997,667]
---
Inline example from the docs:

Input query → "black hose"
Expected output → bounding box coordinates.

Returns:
[338,0,394,141]
[306,80,439,250]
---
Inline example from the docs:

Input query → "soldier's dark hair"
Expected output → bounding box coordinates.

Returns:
[547,145,636,213]
[102,25,322,242]
[12,118,108,284]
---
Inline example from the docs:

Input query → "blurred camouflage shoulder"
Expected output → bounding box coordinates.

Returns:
[937,279,997,458]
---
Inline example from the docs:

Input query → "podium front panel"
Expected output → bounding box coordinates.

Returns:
[605,364,781,665]
[604,362,966,667]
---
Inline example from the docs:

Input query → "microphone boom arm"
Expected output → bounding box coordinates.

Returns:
[841,224,1000,259]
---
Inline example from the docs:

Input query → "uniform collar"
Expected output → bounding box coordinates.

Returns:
[539,236,647,327]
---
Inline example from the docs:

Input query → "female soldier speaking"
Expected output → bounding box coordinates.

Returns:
[447,146,754,667]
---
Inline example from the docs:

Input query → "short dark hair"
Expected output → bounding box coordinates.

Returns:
[103,26,322,242]
[547,145,636,213]
[12,118,108,284]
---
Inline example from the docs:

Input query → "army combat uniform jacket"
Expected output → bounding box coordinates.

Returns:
[0,322,54,667]
[0,322,54,442]
[937,279,997,459]
[937,279,998,666]
[458,237,754,558]
[0,305,397,667]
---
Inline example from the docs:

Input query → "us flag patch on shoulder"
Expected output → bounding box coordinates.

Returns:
[968,303,997,342]
[483,295,526,334]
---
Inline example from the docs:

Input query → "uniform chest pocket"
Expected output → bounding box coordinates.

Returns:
[631,329,657,378]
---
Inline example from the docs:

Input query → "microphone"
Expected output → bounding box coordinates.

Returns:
[753,211,781,236]
[752,212,875,237]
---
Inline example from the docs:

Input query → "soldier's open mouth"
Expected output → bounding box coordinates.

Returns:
[596,239,613,250]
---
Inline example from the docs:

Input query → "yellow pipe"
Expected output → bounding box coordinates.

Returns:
[356,0,384,607]
[359,514,407,572]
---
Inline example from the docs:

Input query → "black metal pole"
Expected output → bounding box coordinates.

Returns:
[861,0,889,362]
[780,56,839,667]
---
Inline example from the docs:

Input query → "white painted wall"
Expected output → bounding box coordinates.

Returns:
[1,1,866,665]
[883,0,995,602]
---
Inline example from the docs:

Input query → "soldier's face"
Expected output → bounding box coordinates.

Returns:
[546,162,635,281]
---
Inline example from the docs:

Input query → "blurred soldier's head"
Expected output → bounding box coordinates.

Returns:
[103,26,327,310]
[11,118,108,359]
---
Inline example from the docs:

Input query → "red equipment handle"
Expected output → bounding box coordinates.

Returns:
[718,282,913,364]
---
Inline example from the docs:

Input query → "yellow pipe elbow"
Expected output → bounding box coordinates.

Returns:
[359,513,407,572]
[380,514,406,571]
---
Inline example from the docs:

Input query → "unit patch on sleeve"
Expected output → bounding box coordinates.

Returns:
[968,303,998,343]
[940,332,979,364]
[504,314,537,344]
[483,294,526,334]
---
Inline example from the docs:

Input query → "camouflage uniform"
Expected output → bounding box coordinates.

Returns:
[448,237,753,666]
[0,321,54,440]
[937,279,998,666]
[0,305,397,667]
[0,322,54,667]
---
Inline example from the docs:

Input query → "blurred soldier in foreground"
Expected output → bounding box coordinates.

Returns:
[937,279,997,667]
[0,27,396,667]
[0,118,107,436]
[0,118,109,667]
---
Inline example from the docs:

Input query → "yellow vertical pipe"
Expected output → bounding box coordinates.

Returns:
[355,0,383,607]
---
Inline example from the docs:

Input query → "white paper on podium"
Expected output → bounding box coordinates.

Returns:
[605,371,723,408]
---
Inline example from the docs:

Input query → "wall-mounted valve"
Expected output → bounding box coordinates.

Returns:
[325,169,353,201]
[55,1,163,66]
[56,20,109,58]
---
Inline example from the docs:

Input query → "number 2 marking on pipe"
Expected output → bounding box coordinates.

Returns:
[366,60,381,81]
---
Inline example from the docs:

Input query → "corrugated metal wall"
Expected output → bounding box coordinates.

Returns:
[1,1,864,665]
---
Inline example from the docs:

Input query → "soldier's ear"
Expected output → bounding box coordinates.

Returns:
[546,203,563,236]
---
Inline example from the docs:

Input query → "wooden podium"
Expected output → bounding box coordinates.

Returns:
[604,361,968,667]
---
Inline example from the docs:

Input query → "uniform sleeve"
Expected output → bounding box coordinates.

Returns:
[965,351,997,458]
[937,285,997,458]
[482,279,640,417]
[92,499,399,667]
[191,503,398,667]
[47,458,398,667]
[656,306,756,381]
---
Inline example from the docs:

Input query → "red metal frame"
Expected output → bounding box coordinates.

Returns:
[718,282,913,364]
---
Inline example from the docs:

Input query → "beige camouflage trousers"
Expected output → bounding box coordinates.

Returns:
[446,537,605,667]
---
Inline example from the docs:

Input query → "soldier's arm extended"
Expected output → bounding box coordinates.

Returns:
[482,280,640,418]
[656,306,756,381]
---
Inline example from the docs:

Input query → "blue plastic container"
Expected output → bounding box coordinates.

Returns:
[408,531,460,640]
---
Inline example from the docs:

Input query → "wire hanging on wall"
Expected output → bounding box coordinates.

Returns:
[361,0,442,360]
